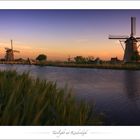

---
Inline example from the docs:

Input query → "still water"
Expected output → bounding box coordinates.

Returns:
[0,64,140,125]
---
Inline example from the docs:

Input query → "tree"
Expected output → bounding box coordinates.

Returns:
[74,56,86,64]
[86,56,94,63]
[36,54,47,62]
[131,51,140,62]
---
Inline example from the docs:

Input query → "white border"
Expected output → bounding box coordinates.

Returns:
[0,1,139,9]
[0,1,140,140]
[0,126,140,139]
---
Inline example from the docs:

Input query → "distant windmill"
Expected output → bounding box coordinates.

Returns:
[68,55,74,62]
[5,40,20,61]
[109,17,140,62]
[68,55,72,62]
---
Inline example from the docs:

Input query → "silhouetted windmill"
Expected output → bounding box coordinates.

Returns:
[67,55,73,62]
[109,17,140,62]
[5,40,20,61]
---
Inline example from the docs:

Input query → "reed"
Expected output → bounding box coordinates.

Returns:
[0,70,101,125]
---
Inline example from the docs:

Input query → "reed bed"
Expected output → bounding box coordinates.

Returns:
[0,70,100,125]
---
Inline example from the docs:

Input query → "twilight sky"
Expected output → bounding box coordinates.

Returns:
[0,10,140,61]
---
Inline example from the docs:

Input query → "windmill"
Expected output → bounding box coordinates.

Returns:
[5,40,20,61]
[109,17,140,62]
[67,55,73,62]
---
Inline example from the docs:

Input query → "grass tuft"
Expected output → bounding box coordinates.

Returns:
[0,70,102,125]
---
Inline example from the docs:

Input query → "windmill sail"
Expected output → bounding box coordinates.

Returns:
[11,40,13,50]
[131,17,136,36]
[109,17,140,62]
[109,35,129,39]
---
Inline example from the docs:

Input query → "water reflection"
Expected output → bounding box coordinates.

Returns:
[124,71,140,101]
[1,64,140,125]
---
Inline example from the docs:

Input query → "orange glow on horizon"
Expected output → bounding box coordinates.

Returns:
[0,39,124,61]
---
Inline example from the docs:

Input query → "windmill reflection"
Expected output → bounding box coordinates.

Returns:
[124,71,139,101]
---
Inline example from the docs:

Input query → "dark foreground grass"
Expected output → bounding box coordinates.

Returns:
[0,70,102,125]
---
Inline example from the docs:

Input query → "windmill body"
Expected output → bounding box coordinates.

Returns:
[5,40,20,61]
[124,36,138,62]
[109,17,140,62]
[5,49,14,61]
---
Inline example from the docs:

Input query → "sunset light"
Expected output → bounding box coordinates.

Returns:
[0,10,140,61]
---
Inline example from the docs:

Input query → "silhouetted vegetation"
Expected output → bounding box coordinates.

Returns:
[36,54,47,62]
[74,56,86,64]
[74,56,101,64]
[131,51,140,62]
[0,70,102,125]
[46,62,140,70]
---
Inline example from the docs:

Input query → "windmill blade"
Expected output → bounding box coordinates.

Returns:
[109,35,129,39]
[5,47,10,50]
[136,39,140,42]
[135,37,140,42]
[136,37,140,40]
[119,40,125,51]
[11,40,13,50]
[13,50,20,53]
[131,17,136,36]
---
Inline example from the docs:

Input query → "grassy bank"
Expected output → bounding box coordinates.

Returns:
[1,61,140,70]
[45,62,140,70]
[0,70,102,125]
